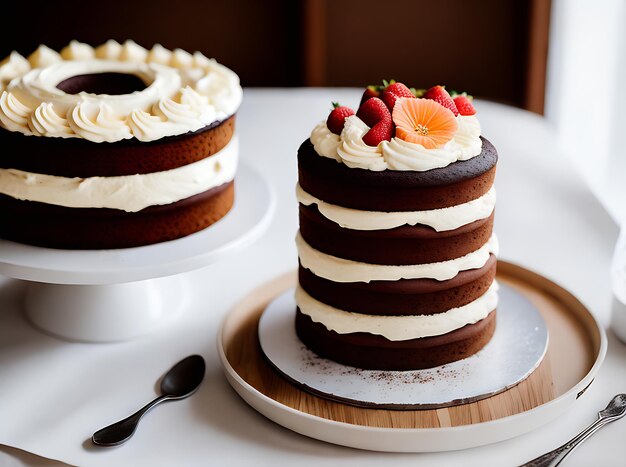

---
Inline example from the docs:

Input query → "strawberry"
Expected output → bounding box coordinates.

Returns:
[381,82,415,112]
[363,119,393,147]
[357,96,393,146]
[381,91,401,112]
[326,102,355,135]
[453,94,476,116]
[423,85,459,116]
[359,84,383,107]
[385,82,414,99]
[356,97,391,128]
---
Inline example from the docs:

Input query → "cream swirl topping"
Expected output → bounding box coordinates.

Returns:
[95,40,123,60]
[119,40,148,62]
[0,136,238,212]
[296,282,498,340]
[296,184,496,232]
[28,45,62,68]
[296,232,499,283]
[28,102,73,136]
[0,91,31,132]
[171,49,194,68]
[310,121,340,161]
[68,101,132,143]
[147,44,172,65]
[309,114,482,172]
[336,116,386,171]
[0,52,30,91]
[382,115,481,170]
[0,41,243,142]
[60,40,95,60]
[127,109,172,142]
[453,114,482,157]
[152,95,203,129]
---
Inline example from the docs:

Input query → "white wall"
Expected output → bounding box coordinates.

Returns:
[546,0,626,224]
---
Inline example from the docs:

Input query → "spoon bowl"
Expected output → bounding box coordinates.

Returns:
[161,354,206,398]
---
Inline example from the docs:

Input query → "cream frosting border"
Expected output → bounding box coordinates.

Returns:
[0,40,243,142]
[295,281,498,340]
[0,136,238,212]
[309,112,482,172]
[296,232,498,283]
[297,183,496,232]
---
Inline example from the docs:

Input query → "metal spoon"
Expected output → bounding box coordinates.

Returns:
[521,394,626,466]
[92,354,206,447]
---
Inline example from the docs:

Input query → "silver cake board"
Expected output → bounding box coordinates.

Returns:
[258,284,548,410]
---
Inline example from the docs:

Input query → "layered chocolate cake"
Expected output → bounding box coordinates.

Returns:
[0,40,242,249]
[295,83,498,370]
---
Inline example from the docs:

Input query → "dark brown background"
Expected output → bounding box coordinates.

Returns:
[2,0,550,113]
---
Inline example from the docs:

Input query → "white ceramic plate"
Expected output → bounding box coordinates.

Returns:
[218,268,607,453]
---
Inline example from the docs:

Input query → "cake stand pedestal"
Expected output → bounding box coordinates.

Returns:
[0,164,275,342]
[22,275,191,341]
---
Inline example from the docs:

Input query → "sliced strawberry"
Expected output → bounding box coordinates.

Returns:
[423,85,459,116]
[356,97,391,128]
[453,94,476,116]
[363,119,393,147]
[326,102,355,135]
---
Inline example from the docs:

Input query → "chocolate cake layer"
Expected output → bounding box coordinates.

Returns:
[0,116,235,178]
[298,137,497,211]
[298,256,496,315]
[0,182,234,249]
[300,209,494,265]
[296,308,496,371]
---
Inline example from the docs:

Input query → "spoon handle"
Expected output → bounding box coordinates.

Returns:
[521,416,608,467]
[92,394,170,446]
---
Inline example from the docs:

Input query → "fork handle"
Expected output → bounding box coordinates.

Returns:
[521,417,607,467]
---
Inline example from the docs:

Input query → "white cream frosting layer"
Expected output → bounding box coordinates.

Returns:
[297,184,496,232]
[0,40,243,142]
[0,136,238,212]
[310,121,340,161]
[336,116,387,171]
[296,232,498,283]
[296,281,498,340]
[309,113,482,172]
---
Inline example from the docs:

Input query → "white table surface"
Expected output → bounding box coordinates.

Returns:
[1,88,624,466]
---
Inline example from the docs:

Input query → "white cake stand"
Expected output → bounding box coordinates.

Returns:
[0,164,275,342]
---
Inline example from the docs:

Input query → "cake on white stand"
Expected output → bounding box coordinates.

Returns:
[0,164,275,342]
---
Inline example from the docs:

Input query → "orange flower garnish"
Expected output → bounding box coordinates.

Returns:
[392,98,457,149]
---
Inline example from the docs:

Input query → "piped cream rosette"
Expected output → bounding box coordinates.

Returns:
[0,40,243,143]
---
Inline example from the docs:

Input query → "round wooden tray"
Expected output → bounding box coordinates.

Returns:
[218,261,607,452]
